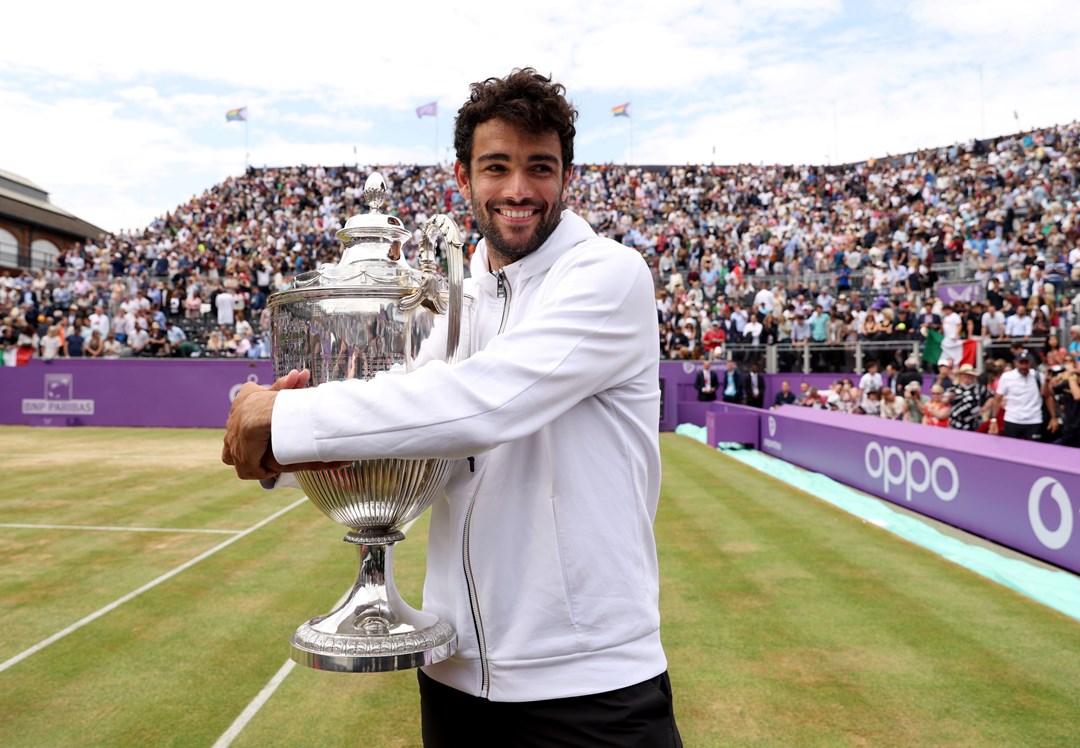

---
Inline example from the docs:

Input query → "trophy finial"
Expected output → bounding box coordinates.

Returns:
[364,173,387,213]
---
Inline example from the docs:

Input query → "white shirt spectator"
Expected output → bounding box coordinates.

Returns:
[216,291,235,326]
[981,310,1006,338]
[753,287,776,315]
[942,311,962,343]
[1004,311,1033,337]
[858,369,883,393]
[995,368,1043,425]
[88,309,111,339]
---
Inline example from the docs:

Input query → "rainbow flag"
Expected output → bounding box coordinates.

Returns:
[416,101,438,118]
[226,107,247,122]
[611,102,630,118]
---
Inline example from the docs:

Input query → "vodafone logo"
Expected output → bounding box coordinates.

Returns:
[864,441,959,503]
[768,416,777,438]
[1028,477,1074,550]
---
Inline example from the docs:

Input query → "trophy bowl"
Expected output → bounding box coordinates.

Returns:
[268,174,472,672]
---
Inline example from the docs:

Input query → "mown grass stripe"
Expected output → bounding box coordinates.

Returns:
[0,523,241,535]
[211,515,424,747]
[0,496,309,675]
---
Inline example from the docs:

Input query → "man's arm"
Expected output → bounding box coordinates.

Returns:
[1044,375,1060,433]
[222,369,351,480]
[227,238,657,477]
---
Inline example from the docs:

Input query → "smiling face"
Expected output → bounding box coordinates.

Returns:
[455,118,569,271]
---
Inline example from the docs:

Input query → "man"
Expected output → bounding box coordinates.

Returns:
[981,303,1006,341]
[88,303,111,339]
[1004,305,1032,340]
[939,303,963,366]
[990,350,1047,440]
[721,358,744,404]
[694,359,719,401]
[222,69,681,747]
[894,356,922,396]
[773,379,796,408]
[946,363,992,431]
[700,321,725,359]
[903,381,928,424]
[857,360,883,399]
[744,362,765,408]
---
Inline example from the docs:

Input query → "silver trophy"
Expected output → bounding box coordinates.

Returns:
[268,173,472,672]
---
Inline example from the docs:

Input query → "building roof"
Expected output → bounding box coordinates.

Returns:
[0,169,105,240]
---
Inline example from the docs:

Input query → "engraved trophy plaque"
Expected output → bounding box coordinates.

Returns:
[268,173,472,672]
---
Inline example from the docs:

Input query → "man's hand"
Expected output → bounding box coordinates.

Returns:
[222,369,348,481]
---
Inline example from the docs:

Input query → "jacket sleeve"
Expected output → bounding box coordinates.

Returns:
[271,242,658,464]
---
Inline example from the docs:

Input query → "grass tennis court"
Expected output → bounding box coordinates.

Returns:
[2,427,1078,747]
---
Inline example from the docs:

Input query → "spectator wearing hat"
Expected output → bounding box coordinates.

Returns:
[145,322,169,357]
[990,350,1048,440]
[946,364,993,430]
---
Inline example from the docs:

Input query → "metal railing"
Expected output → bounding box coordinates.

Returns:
[697,336,1051,374]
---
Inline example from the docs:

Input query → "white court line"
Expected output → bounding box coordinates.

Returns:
[0,496,310,675]
[213,517,422,748]
[0,523,241,535]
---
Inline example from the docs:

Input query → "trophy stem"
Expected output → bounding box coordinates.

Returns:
[289,531,456,672]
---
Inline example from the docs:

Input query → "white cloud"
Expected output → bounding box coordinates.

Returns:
[0,0,1077,233]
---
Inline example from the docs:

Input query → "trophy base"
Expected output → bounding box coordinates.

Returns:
[289,531,456,672]
[290,616,456,673]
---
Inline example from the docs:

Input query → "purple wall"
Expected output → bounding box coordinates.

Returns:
[759,406,1080,574]
[3,359,274,428]
[6,359,1076,574]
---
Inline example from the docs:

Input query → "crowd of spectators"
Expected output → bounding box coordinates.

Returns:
[766,342,1080,447]
[2,122,1080,377]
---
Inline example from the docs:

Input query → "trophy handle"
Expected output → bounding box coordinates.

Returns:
[401,214,465,365]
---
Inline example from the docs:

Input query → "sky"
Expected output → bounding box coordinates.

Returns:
[1,0,1078,235]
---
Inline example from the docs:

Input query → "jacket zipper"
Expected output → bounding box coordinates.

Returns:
[461,469,489,697]
[461,269,512,699]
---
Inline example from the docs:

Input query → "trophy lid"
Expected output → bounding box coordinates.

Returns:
[283,172,424,295]
[336,173,414,254]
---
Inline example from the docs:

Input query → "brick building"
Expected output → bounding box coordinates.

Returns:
[0,169,104,275]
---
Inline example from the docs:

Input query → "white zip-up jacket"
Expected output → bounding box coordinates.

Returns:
[272,210,666,702]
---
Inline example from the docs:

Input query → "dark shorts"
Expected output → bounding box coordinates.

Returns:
[1004,421,1042,440]
[419,669,683,748]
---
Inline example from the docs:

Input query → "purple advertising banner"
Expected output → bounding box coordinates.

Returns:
[759,406,1080,574]
[6,360,1077,573]
[2,360,275,429]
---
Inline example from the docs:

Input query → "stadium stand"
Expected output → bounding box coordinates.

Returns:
[2,123,1078,412]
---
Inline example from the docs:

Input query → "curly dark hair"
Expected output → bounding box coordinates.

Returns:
[454,68,578,175]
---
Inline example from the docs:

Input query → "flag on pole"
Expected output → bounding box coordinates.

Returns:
[611,103,630,117]
[416,101,438,118]
[226,107,247,122]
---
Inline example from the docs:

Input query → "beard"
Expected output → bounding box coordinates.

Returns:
[472,194,564,267]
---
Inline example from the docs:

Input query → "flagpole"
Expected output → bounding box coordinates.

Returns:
[630,117,634,165]
[245,117,249,171]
